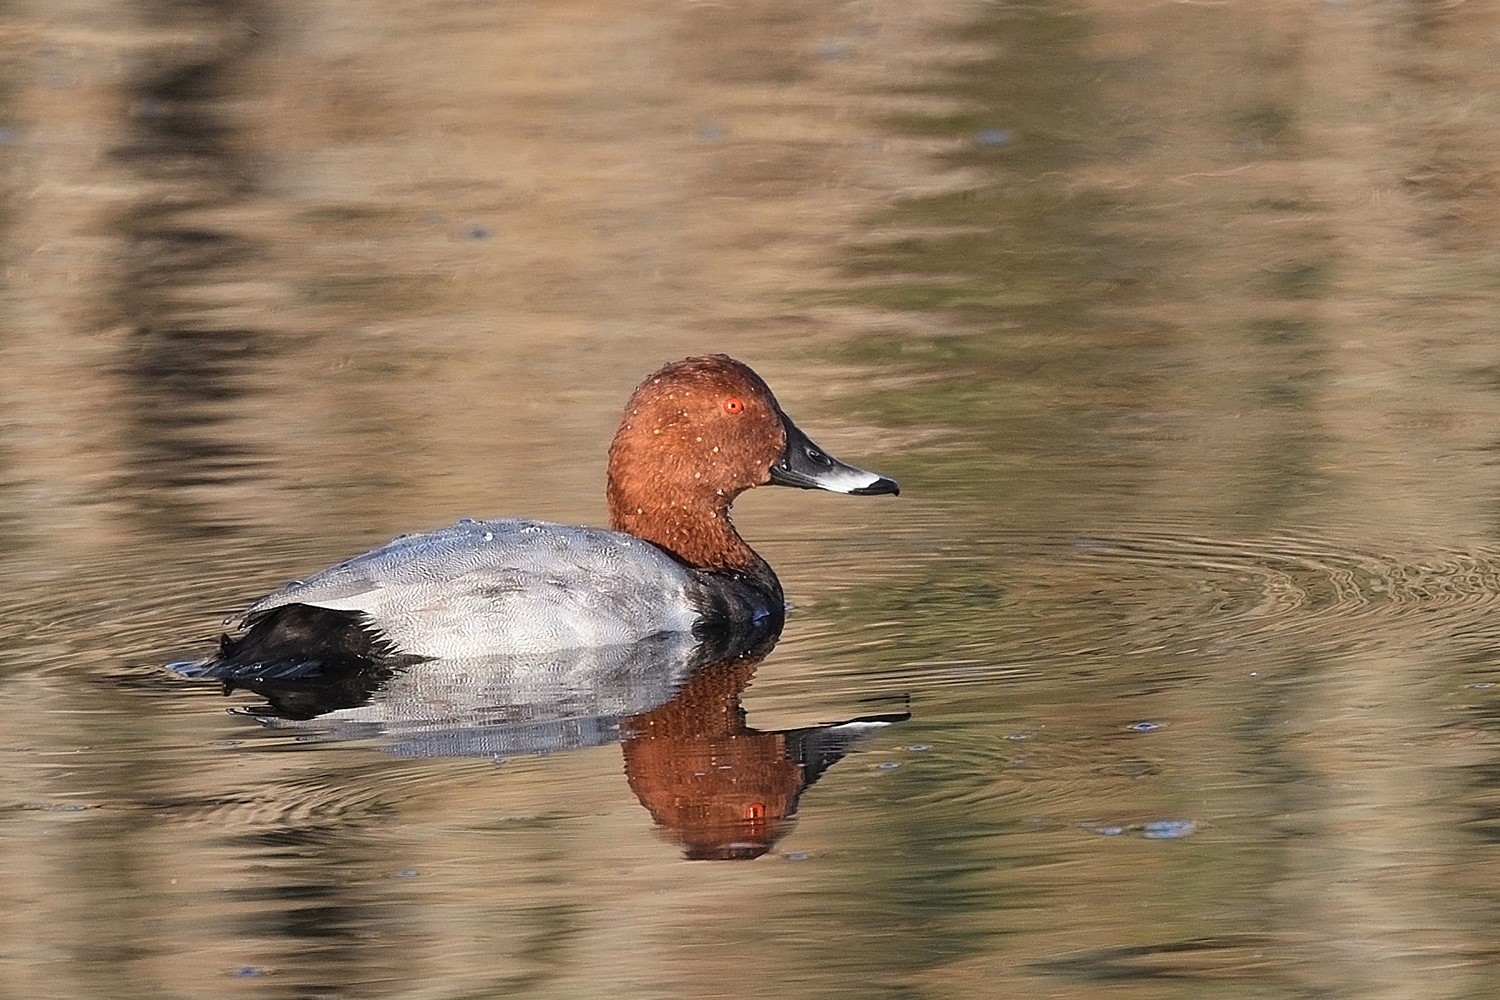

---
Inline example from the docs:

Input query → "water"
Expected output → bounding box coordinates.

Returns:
[4,1,1500,997]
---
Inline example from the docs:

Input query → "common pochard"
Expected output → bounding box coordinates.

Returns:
[205,355,898,663]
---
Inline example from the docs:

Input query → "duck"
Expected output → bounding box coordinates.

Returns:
[200,354,897,666]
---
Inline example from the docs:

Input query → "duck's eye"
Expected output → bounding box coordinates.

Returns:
[723,397,744,414]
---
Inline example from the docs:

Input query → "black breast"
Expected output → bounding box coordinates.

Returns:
[687,563,785,630]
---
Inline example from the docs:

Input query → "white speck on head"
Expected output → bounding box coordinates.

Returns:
[483,531,493,541]
[636,507,643,514]
[712,445,719,453]
[653,428,661,435]
[694,471,701,479]
[694,436,702,442]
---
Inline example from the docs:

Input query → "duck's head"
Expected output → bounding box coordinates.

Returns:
[607,354,896,515]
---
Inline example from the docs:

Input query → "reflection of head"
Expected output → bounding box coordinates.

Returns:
[621,620,908,861]
[622,655,799,861]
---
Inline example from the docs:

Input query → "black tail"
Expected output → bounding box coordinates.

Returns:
[171,604,423,720]
[184,604,409,677]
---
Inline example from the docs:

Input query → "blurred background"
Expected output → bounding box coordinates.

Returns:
[4,0,1500,997]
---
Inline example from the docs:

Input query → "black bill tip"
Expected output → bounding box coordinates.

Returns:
[850,476,900,497]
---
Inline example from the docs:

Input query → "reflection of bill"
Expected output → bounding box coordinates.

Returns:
[171,614,907,859]
[624,647,908,861]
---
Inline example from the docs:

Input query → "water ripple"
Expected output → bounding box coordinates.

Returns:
[1063,531,1500,654]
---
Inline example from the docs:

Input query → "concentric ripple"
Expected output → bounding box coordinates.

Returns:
[774,526,1500,711]
[1061,531,1500,655]
[762,526,1500,834]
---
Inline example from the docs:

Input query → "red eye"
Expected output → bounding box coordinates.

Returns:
[723,397,744,414]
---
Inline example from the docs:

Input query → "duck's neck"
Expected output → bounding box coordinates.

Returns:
[609,489,762,574]
[610,488,786,622]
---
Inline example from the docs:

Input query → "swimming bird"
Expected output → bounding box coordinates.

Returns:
[200,354,898,668]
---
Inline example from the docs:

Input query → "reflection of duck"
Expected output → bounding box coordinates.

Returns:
[623,649,908,861]
[191,355,897,667]
[174,616,907,859]
[175,621,774,758]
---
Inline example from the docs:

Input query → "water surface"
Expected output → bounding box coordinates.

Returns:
[4,1,1500,998]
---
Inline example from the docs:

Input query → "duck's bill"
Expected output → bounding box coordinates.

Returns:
[769,419,900,496]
